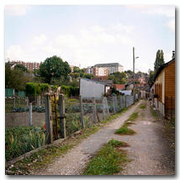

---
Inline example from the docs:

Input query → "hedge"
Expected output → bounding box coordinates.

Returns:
[61,85,79,97]
[25,82,49,97]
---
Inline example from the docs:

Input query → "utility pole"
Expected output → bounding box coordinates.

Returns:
[133,47,135,98]
[133,47,139,102]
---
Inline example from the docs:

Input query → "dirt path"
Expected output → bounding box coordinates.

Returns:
[31,100,175,175]
[31,100,142,175]
[117,100,175,175]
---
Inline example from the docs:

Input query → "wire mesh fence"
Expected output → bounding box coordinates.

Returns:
[5,93,138,161]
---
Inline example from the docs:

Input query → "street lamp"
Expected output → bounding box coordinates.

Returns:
[133,47,139,101]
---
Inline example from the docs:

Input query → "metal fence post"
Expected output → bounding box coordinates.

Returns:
[59,94,66,139]
[80,95,85,128]
[45,94,53,144]
[29,103,32,126]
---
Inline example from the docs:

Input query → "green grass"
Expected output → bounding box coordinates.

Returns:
[6,106,129,175]
[115,112,138,135]
[138,104,146,109]
[115,125,136,135]
[127,112,138,122]
[83,139,128,175]
[6,144,73,175]
[5,126,47,161]
[150,106,158,118]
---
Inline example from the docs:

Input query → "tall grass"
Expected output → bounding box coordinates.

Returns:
[5,126,47,161]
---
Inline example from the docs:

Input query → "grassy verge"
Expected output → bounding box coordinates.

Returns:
[115,112,138,135]
[138,104,146,109]
[83,139,128,175]
[6,108,128,175]
[150,106,158,118]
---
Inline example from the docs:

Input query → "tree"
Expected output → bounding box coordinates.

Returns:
[14,64,28,72]
[83,73,94,79]
[108,72,126,84]
[70,72,80,80]
[148,70,155,86]
[154,50,165,72]
[5,62,32,90]
[38,56,71,84]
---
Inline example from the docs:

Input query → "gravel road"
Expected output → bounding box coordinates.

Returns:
[119,100,175,175]
[31,100,175,175]
[31,100,141,175]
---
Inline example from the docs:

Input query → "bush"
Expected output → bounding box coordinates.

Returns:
[25,82,50,97]
[61,85,79,97]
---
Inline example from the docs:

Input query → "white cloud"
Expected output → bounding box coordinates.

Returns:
[5,5,31,16]
[142,6,175,18]
[164,52,173,62]
[33,34,48,45]
[125,5,175,18]
[5,23,135,67]
[166,19,175,32]
[111,23,134,34]
[91,25,104,33]
[5,45,25,60]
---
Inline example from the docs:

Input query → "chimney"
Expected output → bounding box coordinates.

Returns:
[172,50,175,59]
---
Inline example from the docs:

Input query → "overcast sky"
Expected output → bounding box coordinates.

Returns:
[5,5,175,73]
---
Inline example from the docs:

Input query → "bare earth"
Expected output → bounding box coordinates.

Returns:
[31,100,175,175]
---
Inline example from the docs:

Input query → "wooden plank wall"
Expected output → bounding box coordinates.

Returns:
[165,60,175,109]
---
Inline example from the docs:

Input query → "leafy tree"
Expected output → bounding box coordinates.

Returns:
[14,64,28,72]
[124,70,133,75]
[70,72,80,80]
[108,72,126,84]
[83,73,94,79]
[73,66,85,77]
[148,70,155,85]
[154,50,165,72]
[38,56,71,84]
[5,62,32,91]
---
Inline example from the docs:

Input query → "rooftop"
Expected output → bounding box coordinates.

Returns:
[94,63,123,67]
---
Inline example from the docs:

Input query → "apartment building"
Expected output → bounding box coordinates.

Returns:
[93,67,109,76]
[10,61,40,71]
[94,63,123,74]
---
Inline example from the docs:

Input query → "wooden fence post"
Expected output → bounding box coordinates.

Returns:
[92,97,97,123]
[79,95,85,128]
[29,103,32,126]
[59,94,66,139]
[45,94,53,144]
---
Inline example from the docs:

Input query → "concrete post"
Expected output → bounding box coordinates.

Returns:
[45,94,53,144]
[102,97,106,119]
[79,95,85,128]
[59,94,66,139]
[112,96,116,114]
[29,103,32,126]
